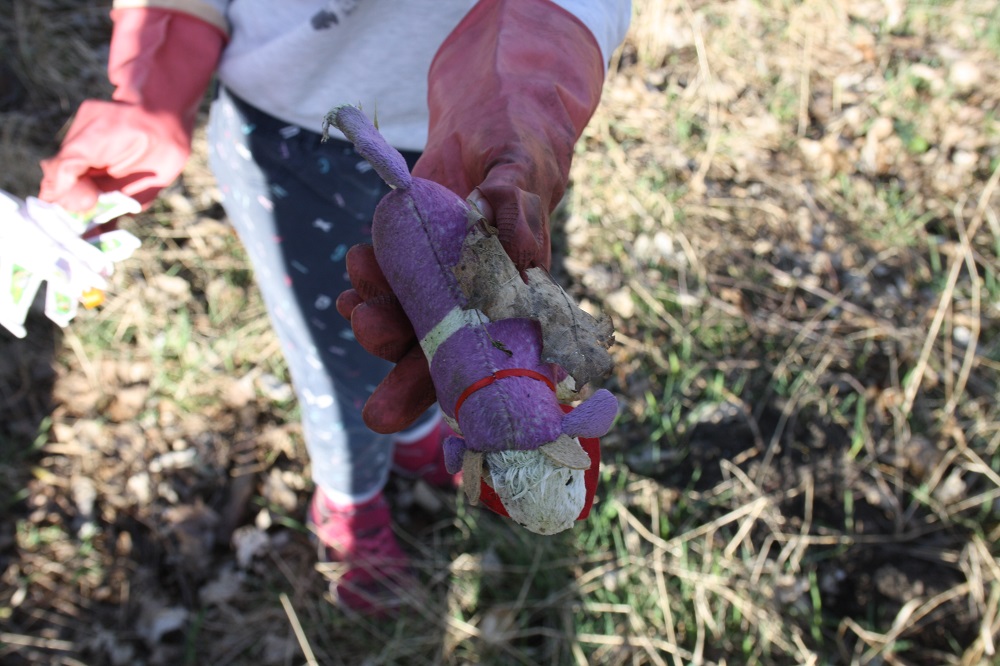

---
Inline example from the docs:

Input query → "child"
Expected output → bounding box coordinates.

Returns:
[38,0,630,612]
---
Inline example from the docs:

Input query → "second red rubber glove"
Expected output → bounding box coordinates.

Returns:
[39,8,226,211]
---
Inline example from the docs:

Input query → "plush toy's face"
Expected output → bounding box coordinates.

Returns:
[484,449,587,535]
[445,395,613,535]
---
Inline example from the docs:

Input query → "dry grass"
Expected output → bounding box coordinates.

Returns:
[566,0,1000,662]
[2,0,999,664]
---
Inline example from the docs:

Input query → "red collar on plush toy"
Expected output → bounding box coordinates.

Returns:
[477,403,601,521]
[453,368,555,419]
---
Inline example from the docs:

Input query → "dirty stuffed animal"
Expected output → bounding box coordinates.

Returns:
[325,106,617,535]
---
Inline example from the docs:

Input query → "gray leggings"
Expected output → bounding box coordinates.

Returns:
[207,88,432,503]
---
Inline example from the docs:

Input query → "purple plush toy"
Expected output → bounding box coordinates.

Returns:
[325,106,616,534]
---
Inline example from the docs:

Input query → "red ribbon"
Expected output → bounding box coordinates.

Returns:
[453,368,556,419]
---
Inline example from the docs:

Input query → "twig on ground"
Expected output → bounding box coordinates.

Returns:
[280,592,318,666]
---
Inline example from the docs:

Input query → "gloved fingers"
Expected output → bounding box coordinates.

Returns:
[340,242,418,361]
[474,179,548,271]
[38,156,103,212]
[41,159,160,211]
[362,345,437,434]
[57,179,104,213]
[114,176,167,208]
[350,299,417,362]
[88,163,170,209]
[39,100,186,211]
[466,188,494,223]
[345,243,394,301]
[335,288,363,320]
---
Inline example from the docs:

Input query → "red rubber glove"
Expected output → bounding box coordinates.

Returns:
[39,8,226,212]
[339,0,606,433]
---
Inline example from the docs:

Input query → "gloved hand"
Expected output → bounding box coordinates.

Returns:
[339,0,606,433]
[39,8,226,212]
[336,244,438,432]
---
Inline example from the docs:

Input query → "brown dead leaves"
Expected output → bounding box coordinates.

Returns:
[453,220,614,388]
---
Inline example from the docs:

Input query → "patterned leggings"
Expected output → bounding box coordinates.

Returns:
[207,88,434,503]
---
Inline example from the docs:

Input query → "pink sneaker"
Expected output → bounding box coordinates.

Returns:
[391,416,461,489]
[308,489,412,614]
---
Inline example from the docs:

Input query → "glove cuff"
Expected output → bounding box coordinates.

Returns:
[415,0,606,270]
[420,0,605,199]
[107,7,226,135]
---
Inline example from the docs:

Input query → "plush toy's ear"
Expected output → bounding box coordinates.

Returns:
[561,389,618,439]
[442,435,466,475]
[462,450,483,505]
[540,434,591,469]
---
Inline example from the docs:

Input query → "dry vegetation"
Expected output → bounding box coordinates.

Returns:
[2,0,999,664]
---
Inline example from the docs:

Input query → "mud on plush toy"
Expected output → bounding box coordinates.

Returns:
[325,105,616,535]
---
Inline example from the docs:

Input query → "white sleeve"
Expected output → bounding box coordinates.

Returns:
[550,0,632,65]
